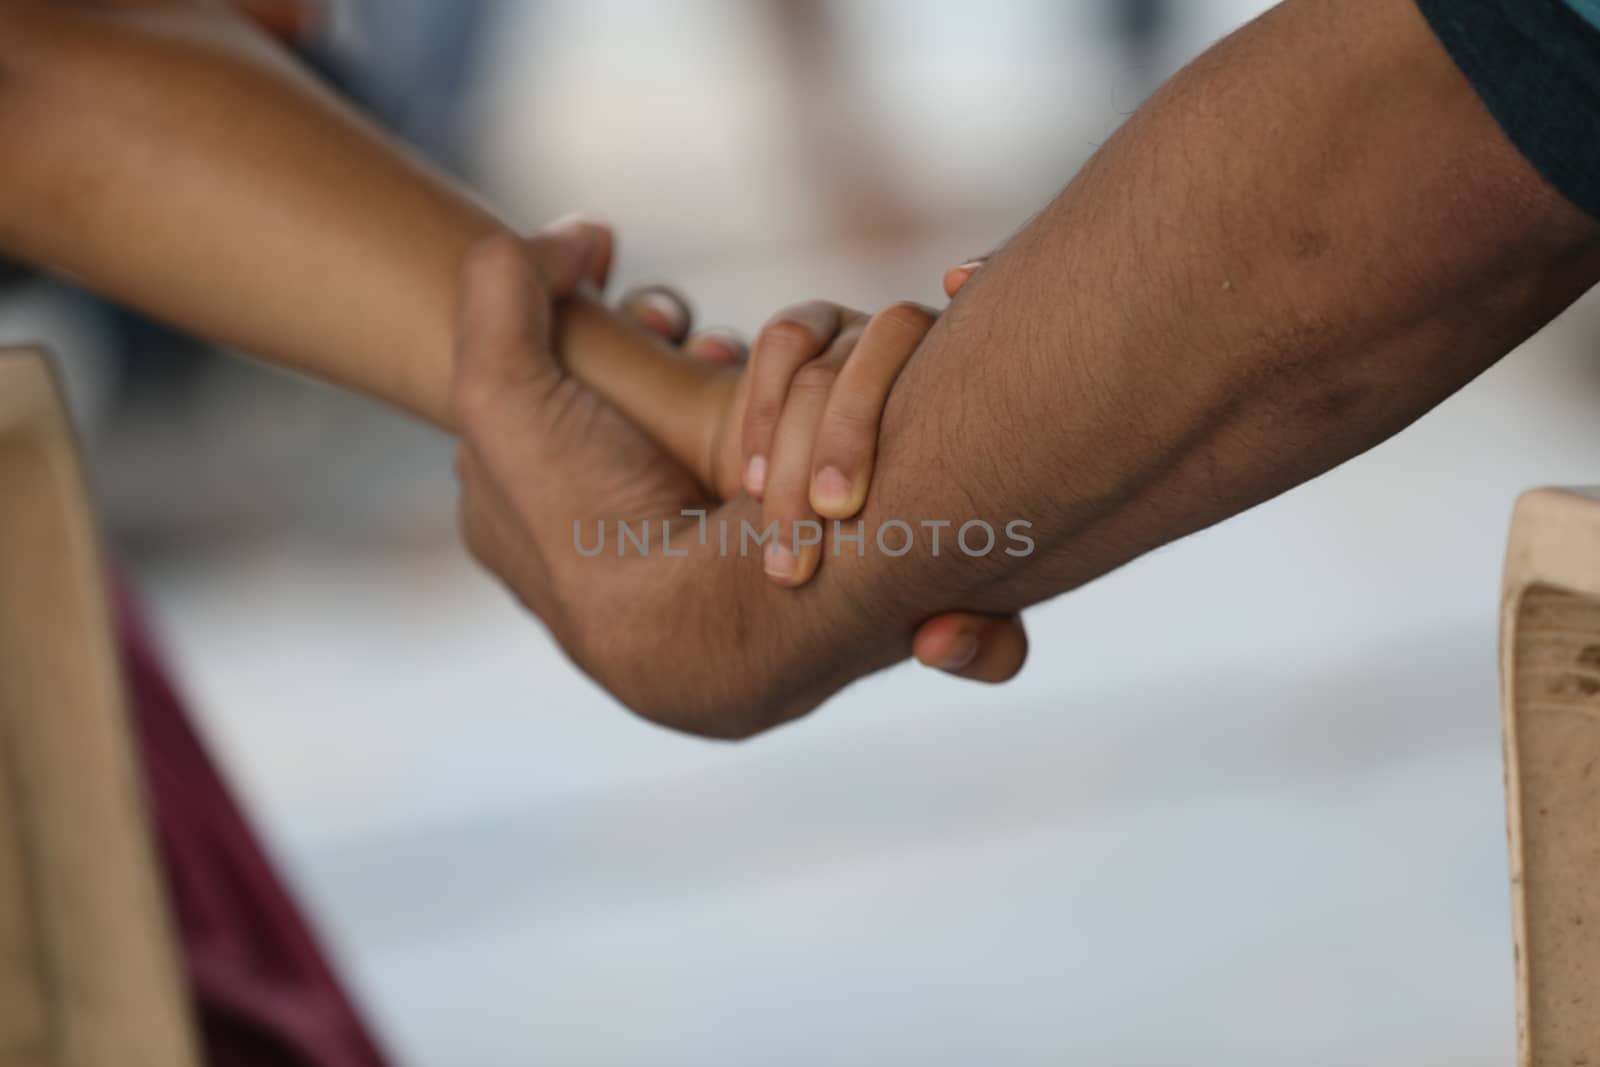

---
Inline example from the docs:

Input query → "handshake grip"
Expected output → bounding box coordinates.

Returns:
[552,290,738,495]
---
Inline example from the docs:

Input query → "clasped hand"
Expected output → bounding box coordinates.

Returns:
[452,219,1026,738]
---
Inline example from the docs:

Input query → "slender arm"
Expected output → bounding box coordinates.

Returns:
[0,0,730,478]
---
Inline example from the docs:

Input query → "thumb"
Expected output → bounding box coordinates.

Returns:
[912,611,1029,683]
[529,215,615,293]
[453,218,605,427]
[454,220,613,407]
[942,257,987,300]
[455,232,565,416]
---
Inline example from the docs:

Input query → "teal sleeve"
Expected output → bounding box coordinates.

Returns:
[1413,0,1600,221]
[1566,0,1600,32]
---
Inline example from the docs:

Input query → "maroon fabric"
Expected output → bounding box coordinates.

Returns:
[114,576,390,1067]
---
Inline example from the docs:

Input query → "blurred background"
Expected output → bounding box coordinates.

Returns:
[8,0,1600,1063]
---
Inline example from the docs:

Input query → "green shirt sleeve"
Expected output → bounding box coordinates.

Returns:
[1566,0,1600,31]
[1413,0,1600,221]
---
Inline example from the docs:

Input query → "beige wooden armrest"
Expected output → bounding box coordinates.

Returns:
[1502,486,1600,1066]
[0,348,197,1066]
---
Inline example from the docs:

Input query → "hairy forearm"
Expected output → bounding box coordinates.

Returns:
[720,0,1600,723]
[0,0,726,467]
[871,0,1598,603]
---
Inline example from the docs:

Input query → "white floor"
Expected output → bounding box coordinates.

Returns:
[116,2,1600,1063]
[135,295,1600,1064]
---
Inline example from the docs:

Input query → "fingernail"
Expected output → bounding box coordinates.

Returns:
[811,466,853,514]
[638,290,686,336]
[956,259,985,272]
[745,455,768,496]
[699,330,744,364]
[764,542,797,580]
[937,633,980,672]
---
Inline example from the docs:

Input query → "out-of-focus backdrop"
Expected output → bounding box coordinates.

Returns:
[8,1,1598,1063]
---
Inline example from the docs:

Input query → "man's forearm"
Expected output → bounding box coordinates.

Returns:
[729,0,1600,721]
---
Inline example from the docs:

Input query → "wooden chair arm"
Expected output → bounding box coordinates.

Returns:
[1501,486,1600,1065]
[0,347,198,1067]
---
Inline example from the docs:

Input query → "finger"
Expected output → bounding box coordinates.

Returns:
[759,351,845,587]
[912,612,1029,683]
[619,284,692,343]
[454,233,563,419]
[683,329,747,366]
[808,302,935,520]
[742,301,846,498]
[525,216,615,297]
[942,257,986,300]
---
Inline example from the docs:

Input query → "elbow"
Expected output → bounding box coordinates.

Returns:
[621,683,797,743]
[603,645,810,743]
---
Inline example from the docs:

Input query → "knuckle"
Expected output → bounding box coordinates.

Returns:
[874,301,937,335]
[789,360,838,396]
[756,316,820,359]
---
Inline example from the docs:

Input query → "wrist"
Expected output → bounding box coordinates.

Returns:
[638,498,910,738]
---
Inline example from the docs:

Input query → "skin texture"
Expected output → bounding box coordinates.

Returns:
[5,0,1599,737]
[0,0,1017,680]
[452,0,1600,738]
[0,0,664,429]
